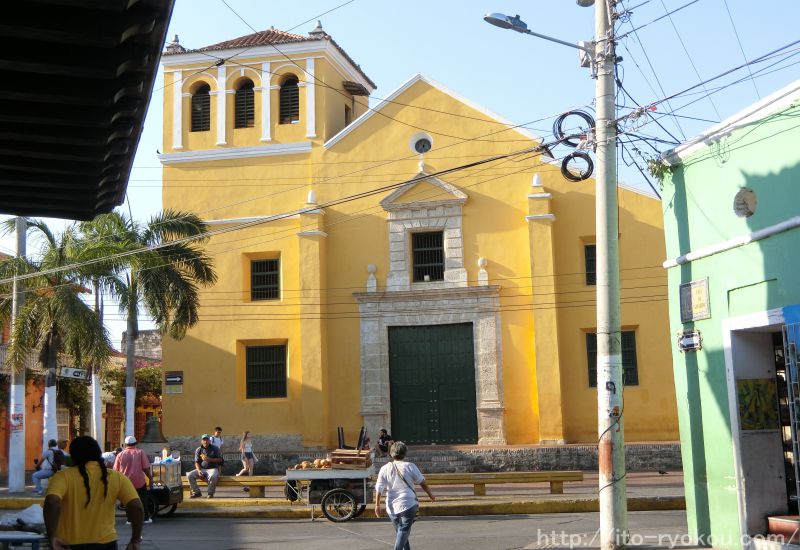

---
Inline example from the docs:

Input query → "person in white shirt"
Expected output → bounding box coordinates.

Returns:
[32,439,61,495]
[374,441,435,550]
[209,427,223,450]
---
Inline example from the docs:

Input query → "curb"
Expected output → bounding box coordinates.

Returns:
[0,496,685,517]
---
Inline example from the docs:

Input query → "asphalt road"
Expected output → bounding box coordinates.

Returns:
[121,510,691,550]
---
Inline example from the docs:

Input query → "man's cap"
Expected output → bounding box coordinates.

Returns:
[124,436,137,445]
[48,439,58,447]
[201,434,210,440]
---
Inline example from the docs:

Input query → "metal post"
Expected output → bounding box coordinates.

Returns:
[594,1,627,548]
[8,217,27,493]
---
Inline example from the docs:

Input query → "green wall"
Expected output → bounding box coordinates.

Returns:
[662,100,800,547]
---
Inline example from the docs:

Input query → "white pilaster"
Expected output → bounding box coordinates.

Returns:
[260,62,272,141]
[216,65,227,145]
[172,70,183,150]
[304,58,316,138]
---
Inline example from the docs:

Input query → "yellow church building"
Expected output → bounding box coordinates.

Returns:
[158,24,677,448]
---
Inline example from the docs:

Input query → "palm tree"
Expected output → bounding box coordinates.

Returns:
[80,210,217,438]
[0,220,112,450]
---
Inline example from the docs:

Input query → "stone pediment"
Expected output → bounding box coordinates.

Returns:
[380,172,467,211]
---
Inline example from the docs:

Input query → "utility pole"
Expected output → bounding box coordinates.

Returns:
[8,217,27,493]
[593,0,627,548]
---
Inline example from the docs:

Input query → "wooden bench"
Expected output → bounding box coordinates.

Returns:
[188,475,288,498]
[423,471,584,496]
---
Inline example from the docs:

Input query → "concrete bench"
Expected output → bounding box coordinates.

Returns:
[188,474,287,498]
[423,471,584,496]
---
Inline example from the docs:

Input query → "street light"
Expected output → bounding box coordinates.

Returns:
[485,6,626,550]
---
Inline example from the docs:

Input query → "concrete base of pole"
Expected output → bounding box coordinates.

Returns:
[7,384,26,492]
[125,386,136,438]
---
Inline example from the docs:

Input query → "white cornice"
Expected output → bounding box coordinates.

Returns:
[381,171,468,211]
[528,193,552,199]
[297,230,328,237]
[161,41,375,94]
[526,214,556,222]
[663,79,800,166]
[325,73,543,149]
[159,142,312,164]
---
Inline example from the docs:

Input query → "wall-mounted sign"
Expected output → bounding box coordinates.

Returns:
[678,329,702,352]
[680,279,711,323]
[164,371,183,394]
[58,367,89,380]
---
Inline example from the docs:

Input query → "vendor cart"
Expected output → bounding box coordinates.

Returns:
[284,467,373,522]
[149,461,183,517]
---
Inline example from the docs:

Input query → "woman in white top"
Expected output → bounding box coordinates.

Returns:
[236,431,254,478]
[374,441,435,550]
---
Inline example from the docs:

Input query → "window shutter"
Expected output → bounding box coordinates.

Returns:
[251,259,280,300]
[279,76,300,124]
[412,231,445,282]
[246,345,287,398]
[234,81,255,128]
[191,84,210,132]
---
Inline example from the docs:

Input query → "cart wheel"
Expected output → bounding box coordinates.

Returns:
[354,504,367,518]
[321,489,357,522]
[158,503,178,517]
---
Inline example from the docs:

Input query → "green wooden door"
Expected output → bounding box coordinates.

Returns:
[388,323,478,444]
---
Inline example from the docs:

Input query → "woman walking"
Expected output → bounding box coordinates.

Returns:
[374,441,435,550]
[43,436,144,550]
[236,431,255,477]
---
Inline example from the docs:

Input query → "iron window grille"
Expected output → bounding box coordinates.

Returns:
[246,345,287,399]
[586,331,639,387]
[279,76,300,124]
[191,84,211,132]
[412,231,444,282]
[234,80,255,128]
[585,244,596,286]
[251,259,280,300]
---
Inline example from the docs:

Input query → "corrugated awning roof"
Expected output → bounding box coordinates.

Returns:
[0,0,175,220]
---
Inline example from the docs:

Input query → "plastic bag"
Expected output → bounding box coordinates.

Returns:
[0,504,45,533]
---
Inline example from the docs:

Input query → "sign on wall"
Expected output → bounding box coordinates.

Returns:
[679,279,711,323]
[164,371,183,394]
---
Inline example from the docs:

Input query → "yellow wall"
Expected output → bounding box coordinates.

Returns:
[160,46,677,446]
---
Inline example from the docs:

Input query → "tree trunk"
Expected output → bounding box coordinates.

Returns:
[91,280,102,442]
[42,331,59,453]
[124,308,138,439]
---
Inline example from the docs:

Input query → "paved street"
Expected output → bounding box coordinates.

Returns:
[121,510,690,550]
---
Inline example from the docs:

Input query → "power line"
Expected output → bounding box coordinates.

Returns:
[720,0,760,100]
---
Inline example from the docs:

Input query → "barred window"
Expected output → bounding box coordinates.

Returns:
[246,345,287,399]
[191,83,211,132]
[279,75,300,124]
[412,231,444,282]
[251,259,279,300]
[234,80,255,128]
[586,331,639,387]
[585,244,596,286]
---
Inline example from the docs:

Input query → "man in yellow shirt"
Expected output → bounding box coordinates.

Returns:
[44,436,145,550]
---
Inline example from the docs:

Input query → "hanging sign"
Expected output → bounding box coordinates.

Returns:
[58,367,89,380]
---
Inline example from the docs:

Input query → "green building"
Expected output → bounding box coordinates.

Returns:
[661,80,800,549]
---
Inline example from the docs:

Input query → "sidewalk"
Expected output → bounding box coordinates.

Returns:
[0,470,685,518]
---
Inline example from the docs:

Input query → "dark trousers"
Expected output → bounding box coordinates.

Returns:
[136,485,151,521]
[69,542,118,550]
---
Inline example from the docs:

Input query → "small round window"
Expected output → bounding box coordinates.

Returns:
[414,138,432,154]
[733,187,756,218]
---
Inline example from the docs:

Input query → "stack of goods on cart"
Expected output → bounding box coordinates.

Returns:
[290,458,332,470]
[329,448,372,469]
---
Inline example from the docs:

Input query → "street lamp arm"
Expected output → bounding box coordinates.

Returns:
[521,28,592,53]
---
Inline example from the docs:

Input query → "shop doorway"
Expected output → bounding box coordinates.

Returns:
[388,323,478,445]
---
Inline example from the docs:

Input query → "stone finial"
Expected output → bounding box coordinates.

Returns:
[309,20,327,39]
[366,264,377,292]
[306,189,317,205]
[478,257,489,286]
[531,174,542,187]
[165,34,186,54]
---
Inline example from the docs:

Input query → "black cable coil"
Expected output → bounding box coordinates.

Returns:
[552,110,596,148]
[561,152,594,182]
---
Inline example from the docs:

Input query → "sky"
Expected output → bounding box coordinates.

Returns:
[3,0,799,348]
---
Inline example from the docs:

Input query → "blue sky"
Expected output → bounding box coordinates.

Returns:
[4,0,799,346]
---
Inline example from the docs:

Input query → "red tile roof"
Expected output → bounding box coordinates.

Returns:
[190,28,310,52]
[165,27,376,89]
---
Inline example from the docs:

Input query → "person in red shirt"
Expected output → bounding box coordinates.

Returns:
[114,436,154,524]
